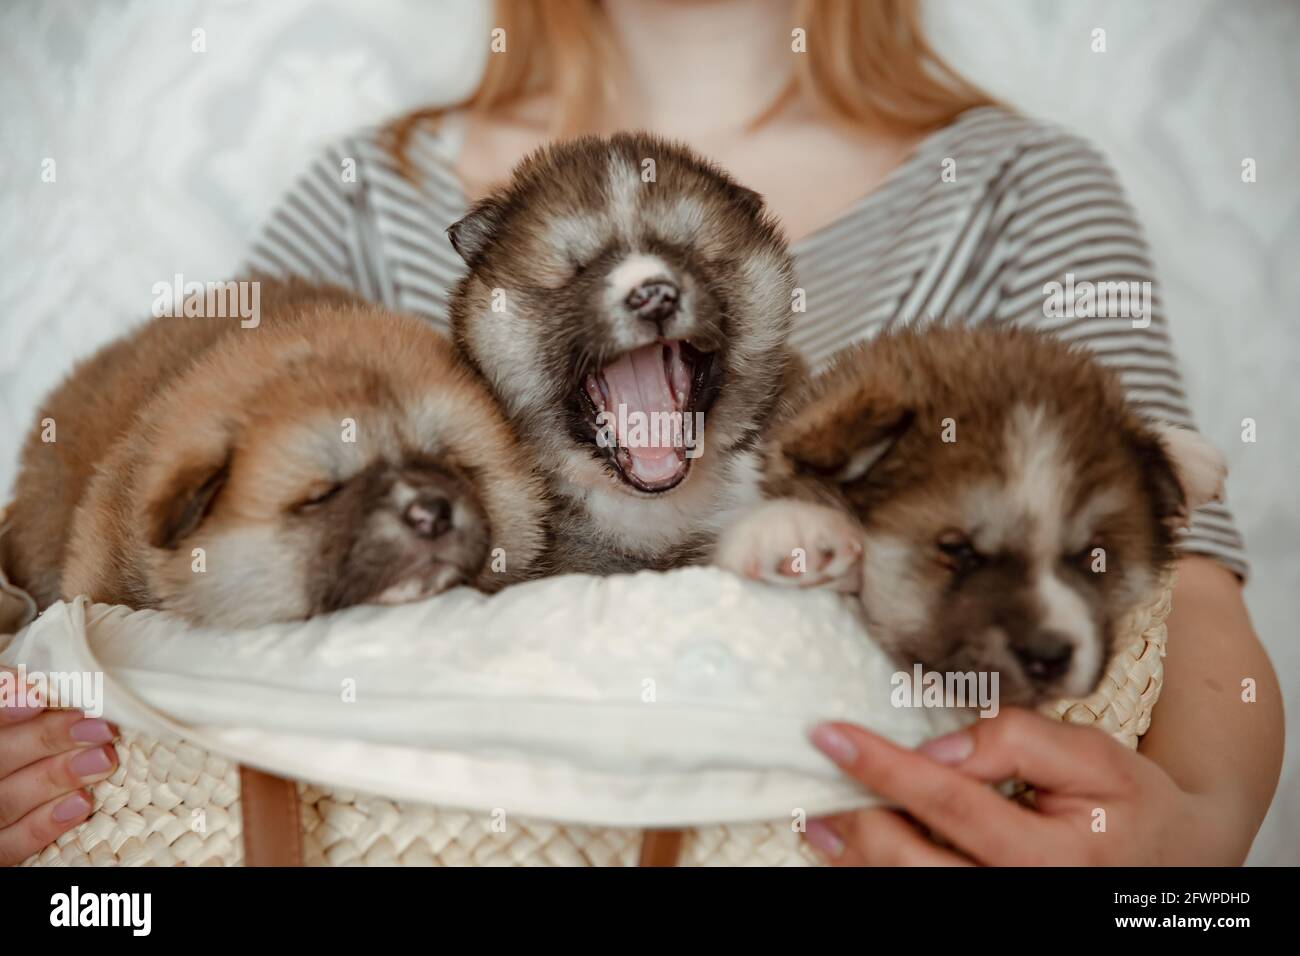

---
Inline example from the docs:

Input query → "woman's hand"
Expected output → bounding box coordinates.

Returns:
[803,708,1249,866]
[0,665,118,865]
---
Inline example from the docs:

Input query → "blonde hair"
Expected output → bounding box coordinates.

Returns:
[386,0,993,175]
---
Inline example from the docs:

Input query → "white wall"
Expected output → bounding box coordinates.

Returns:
[1,0,1294,862]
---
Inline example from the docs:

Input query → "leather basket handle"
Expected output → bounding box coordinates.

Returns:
[239,765,303,866]
[638,829,684,867]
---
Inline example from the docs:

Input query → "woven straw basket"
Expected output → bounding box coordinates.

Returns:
[20,581,1173,868]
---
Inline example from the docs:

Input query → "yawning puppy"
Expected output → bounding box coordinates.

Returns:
[448,132,798,573]
[716,323,1226,707]
[2,278,546,627]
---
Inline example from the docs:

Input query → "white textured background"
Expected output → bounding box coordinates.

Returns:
[1,0,1295,863]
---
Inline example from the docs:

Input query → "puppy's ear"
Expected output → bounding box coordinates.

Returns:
[778,385,913,484]
[447,197,506,266]
[726,181,766,218]
[1145,424,1227,528]
[145,452,232,550]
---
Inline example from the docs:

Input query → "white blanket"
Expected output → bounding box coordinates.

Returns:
[0,567,970,827]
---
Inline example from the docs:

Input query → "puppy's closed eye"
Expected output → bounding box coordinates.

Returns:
[1067,534,1105,573]
[935,529,982,573]
[291,481,344,513]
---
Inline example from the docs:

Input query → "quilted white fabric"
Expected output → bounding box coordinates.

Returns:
[0,0,1295,862]
[1,568,970,828]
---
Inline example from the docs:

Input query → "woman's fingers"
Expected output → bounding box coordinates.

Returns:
[811,721,1048,865]
[0,664,117,864]
[0,744,117,828]
[806,809,972,866]
[0,665,45,724]
[916,708,1138,797]
[0,709,116,778]
[0,788,94,867]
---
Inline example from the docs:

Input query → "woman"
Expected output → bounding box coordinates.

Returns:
[0,0,1281,865]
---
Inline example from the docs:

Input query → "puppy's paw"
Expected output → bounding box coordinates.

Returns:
[715,499,863,591]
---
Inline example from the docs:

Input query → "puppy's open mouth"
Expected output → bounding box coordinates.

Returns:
[580,340,713,493]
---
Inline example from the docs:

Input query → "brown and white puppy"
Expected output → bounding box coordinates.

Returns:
[716,323,1226,707]
[1,278,546,628]
[449,132,798,574]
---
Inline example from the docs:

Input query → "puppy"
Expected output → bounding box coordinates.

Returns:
[716,323,1226,707]
[448,132,798,573]
[1,278,546,627]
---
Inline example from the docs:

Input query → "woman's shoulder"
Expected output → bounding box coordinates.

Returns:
[245,116,469,304]
[932,105,1124,195]
[945,105,1106,154]
[291,117,466,205]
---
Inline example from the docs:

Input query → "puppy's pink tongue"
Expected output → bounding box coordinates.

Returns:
[600,342,690,486]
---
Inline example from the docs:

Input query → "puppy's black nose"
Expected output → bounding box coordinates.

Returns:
[625,279,679,326]
[1011,630,1074,683]
[403,496,453,539]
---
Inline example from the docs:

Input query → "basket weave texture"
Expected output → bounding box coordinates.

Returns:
[24,581,1172,867]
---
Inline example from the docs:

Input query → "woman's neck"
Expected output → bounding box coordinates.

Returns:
[599,0,796,139]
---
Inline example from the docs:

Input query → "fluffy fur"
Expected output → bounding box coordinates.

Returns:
[448,132,799,573]
[1,278,547,627]
[716,323,1226,707]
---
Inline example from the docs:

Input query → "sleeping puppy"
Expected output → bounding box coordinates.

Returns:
[715,323,1226,707]
[1,278,546,627]
[448,132,798,573]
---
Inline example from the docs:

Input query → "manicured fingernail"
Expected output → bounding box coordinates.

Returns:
[918,730,974,765]
[70,745,113,778]
[811,724,858,765]
[803,821,845,857]
[52,791,92,823]
[69,718,115,744]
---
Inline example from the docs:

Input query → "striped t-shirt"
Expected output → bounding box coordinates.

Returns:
[246,106,1247,577]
